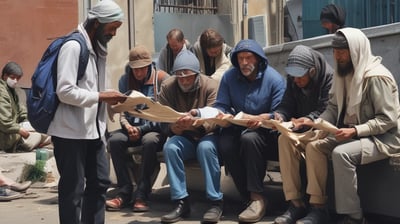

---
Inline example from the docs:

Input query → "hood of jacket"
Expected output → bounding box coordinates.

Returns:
[230,39,268,69]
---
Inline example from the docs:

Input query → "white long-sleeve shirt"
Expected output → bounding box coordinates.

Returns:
[48,24,107,139]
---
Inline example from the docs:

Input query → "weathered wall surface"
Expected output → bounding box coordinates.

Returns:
[0,0,78,88]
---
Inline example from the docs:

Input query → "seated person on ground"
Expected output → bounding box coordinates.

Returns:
[0,61,52,153]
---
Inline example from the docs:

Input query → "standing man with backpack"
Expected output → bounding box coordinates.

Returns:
[46,1,126,224]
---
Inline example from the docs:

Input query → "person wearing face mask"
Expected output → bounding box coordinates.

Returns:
[214,39,286,223]
[158,49,223,223]
[0,61,52,153]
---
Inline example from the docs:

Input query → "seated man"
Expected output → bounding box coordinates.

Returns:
[106,45,169,212]
[157,28,191,75]
[0,61,52,153]
[190,28,231,82]
[272,45,333,224]
[215,39,286,223]
[158,50,223,223]
[298,28,400,224]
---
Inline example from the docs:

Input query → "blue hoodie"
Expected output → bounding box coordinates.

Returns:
[215,39,286,115]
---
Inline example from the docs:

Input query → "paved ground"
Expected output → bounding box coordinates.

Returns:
[0,152,284,224]
[1,152,398,224]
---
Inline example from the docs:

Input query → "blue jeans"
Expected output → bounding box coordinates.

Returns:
[163,134,223,201]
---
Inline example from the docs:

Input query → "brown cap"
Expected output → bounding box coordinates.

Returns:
[128,45,152,68]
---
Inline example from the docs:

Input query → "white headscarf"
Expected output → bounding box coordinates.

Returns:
[332,27,395,117]
[88,0,124,23]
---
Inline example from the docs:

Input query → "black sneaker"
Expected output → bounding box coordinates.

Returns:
[296,207,329,224]
[161,197,191,223]
[202,199,223,223]
[274,204,307,224]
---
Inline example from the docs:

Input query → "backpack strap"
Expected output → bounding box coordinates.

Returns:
[64,32,89,81]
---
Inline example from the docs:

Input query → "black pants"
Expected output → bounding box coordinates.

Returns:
[53,136,110,224]
[107,129,165,201]
[218,127,278,199]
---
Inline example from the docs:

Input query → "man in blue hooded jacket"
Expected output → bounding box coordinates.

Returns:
[215,39,286,223]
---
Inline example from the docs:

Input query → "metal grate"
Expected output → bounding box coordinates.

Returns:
[154,0,218,14]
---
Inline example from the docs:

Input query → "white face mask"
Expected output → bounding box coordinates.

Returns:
[6,77,18,88]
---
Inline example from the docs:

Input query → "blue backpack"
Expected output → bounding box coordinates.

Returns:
[27,31,89,134]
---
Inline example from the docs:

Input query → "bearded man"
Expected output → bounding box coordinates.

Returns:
[47,1,126,223]
[214,39,286,223]
[295,28,400,224]
[158,49,223,223]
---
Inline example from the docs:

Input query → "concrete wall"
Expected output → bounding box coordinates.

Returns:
[265,22,400,89]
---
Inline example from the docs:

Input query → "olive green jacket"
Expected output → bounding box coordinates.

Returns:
[0,79,27,152]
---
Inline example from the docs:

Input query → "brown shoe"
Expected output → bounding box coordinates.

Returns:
[133,198,149,212]
[106,197,125,211]
[238,199,266,223]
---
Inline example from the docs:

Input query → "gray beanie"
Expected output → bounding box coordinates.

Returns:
[172,49,200,74]
[285,45,315,77]
[2,61,23,78]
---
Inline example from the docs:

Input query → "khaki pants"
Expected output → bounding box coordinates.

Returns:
[279,134,334,205]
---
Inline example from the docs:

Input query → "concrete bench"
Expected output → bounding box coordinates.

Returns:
[324,158,400,219]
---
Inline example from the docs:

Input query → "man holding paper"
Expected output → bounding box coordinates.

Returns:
[273,45,333,224]
[291,28,400,224]
[214,39,286,223]
[158,49,223,223]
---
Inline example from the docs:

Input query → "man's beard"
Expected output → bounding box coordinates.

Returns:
[95,24,113,46]
[240,64,256,77]
[336,60,354,77]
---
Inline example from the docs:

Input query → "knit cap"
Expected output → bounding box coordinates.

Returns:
[172,49,200,74]
[128,45,152,68]
[331,31,349,49]
[285,45,315,77]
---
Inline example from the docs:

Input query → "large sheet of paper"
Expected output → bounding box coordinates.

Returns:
[108,91,339,143]
[110,91,184,123]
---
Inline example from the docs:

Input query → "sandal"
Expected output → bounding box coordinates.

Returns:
[106,197,125,211]
[133,198,149,212]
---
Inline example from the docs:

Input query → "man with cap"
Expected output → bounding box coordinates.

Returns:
[158,49,223,223]
[272,45,333,224]
[214,39,286,223]
[320,4,346,34]
[106,45,169,212]
[295,28,400,224]
[46,1,126,223]
[0,61,52,153]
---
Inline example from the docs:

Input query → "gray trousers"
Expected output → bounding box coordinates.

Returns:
[331,138,387,214]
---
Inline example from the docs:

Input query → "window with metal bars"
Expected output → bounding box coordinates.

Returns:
[154,0,218,14]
